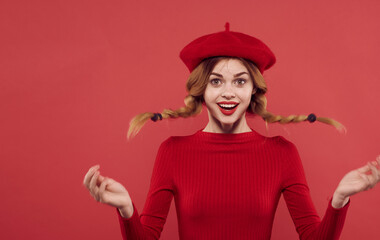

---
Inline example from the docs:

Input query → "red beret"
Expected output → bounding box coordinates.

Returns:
[179,22,276,74]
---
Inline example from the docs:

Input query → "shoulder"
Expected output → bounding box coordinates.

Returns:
[158,132,197,149]
[246,128,297,148]
[264,135,299,155]
[154,133,196,163]
[274,135,296,147]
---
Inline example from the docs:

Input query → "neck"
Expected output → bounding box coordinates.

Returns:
[203,113,252,134]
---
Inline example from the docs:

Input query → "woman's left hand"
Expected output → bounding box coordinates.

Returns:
[332,155,380,207]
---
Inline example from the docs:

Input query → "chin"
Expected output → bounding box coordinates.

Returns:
[216,115,244,126]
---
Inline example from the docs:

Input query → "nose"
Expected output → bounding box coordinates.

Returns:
[221,86,236,99]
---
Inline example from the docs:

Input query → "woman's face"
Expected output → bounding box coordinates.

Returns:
[203,58,255,130]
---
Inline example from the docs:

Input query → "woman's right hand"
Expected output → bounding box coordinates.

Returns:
[83,165,134,218]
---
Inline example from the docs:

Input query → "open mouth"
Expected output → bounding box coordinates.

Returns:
[217,103,239,115]
[217,103,238,110]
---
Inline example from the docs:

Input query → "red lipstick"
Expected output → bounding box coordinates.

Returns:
[217,101,239,116]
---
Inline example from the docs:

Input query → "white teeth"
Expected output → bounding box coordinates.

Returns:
[219,104,237,108]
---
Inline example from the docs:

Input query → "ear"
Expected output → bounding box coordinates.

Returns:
[252,88,257,95]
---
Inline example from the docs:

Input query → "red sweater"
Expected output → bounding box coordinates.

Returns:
[117,129,350,240]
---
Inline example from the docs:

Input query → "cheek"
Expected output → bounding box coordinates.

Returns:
[238,89,253,103]
[245,92,253,103]
[203,87,218,104]
[203,90,218,112]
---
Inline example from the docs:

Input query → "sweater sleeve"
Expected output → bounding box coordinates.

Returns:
[279,137,350,240]
[116,137,176,240]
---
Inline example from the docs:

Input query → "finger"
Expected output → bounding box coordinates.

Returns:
[357,163,370,174]
[107,178,116,184]
[89,171,101,199]
[104,178,118,190]
[368,162,379,186]
[359,172,371,191]
[83,165,100,187]
[363,163,376,190]
[98,177,110,203]
[370,161,380,172]
[98,174,105,184]
[371,160,379,169]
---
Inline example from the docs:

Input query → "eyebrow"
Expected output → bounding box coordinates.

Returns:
[210,72,248,77]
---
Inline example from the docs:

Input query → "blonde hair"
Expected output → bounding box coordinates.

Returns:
[127,56,346,139]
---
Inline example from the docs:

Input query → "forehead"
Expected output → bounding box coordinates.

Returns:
[212,58,248,74]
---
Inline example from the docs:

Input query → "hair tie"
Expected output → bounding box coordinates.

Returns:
[151,113,163,122]
[307,113,317,123]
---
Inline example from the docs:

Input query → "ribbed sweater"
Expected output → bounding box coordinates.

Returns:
[117,129,350,240]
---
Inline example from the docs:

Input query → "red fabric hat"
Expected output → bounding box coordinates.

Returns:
[179,22,276,74]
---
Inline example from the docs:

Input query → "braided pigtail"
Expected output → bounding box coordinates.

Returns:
[127,57,220,140]
[252,93,346,132]
[245,60,346,133]
[127,95,203,139]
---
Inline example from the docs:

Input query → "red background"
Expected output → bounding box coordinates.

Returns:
[1,0,379,239]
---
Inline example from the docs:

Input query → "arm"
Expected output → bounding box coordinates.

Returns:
[282,182,350,240]
[117,137,176,240]
[279,137,349,240]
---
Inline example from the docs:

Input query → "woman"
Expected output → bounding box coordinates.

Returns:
[83,23,380,239]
